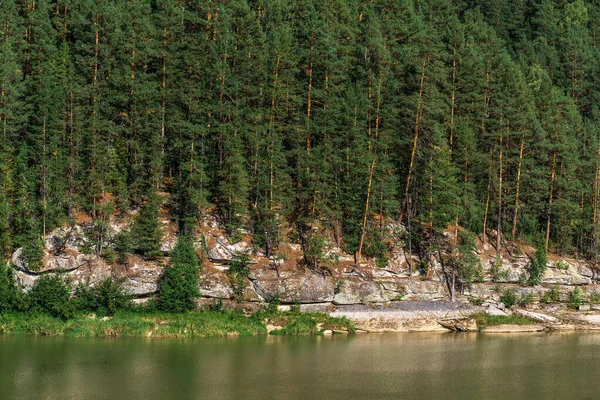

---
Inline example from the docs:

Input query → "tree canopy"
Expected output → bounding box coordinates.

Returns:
[1,0,600,265]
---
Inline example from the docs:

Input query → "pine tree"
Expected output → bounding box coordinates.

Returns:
[130,191,163,258]
[158,234,200,313]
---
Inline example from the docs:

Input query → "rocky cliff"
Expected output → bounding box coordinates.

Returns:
[10,210,600,320]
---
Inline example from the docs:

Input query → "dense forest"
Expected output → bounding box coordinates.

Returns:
[1,0,599,268]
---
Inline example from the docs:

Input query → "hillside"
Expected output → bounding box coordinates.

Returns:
[1,0,600,268]
[7,197,600,331]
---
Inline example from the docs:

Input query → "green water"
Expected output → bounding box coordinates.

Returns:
[0,332,598,400]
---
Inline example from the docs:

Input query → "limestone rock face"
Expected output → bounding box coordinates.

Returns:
[512,308,560,324]
[12,246,96,274]
[438,318,478,332]
[9,219,600,308]
[199,270,234,299]
[542,267,591,285]
[405,280,446,301]
[205,235,253,263]
[249,268,335,303]
[333,280,391,305]
[113,256,164,296]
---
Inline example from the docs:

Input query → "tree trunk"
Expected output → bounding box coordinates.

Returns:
[400,55,428,223]
[482,148,493,245]
[546,149,557,252]
[512,134,525,239]
[496,113,503,254]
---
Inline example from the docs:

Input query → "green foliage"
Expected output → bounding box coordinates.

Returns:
[208,297,224,312]
[471,313,536,329]
[158,235,201,313]
[103,249,116,265]
[113,232,132,264]
[265,311,355,336]
[518,292,535,307]
[302,232,326,271]
[21,238,45,272]
[499,288,517,308]
[554,260,570,270]
[541,284,561,303]
[590,291,600,304]
[527,244,548,285]
[28,274,74,320]
[468,296,484,306]
[264,293,280,313]
[0,309,355,338]
[227,252,252,302]
[490,255,510,282]
[1,0,600,279]
[129,193,164,258]
[0,263,25,313]
[334,280,344,295]
[75,278,132,316]
[449,231,484,292]
[363,229,389,266]
[569,287,584,309]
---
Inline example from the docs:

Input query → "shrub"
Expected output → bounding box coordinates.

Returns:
[590,291,600,304]
[334,280,344,295]
[29,274,74,320]
[303,233,326,271]
[291,300,301,313]
[103,249,116,265]
[0,262,25,313]
[469,296,484,306]
[499,288,517,308]
[363,230,389,266]
[228,252,251,302]
[554,260,570,270]
[518,292,535,307]
[490,255,510,282]
[541,284,561,303]
[158,235,201,313]
[209,297,224,312]
[527,244,547,285]
[569,287,584,309]
[75,278,132,316]
[21,237,45,272]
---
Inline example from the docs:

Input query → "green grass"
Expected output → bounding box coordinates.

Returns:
[0,309,354,338]
[470,313,536,329]
[266,311,355,335]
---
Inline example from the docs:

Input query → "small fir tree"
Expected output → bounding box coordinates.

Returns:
[158,235,201,313]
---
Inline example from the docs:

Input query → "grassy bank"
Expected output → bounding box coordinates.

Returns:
[470,313,536,329]
[0,310,355,338]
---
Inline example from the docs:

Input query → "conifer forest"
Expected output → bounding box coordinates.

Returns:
[1,0,600,266]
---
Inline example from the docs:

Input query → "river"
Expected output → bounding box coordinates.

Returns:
[0,332,598,399]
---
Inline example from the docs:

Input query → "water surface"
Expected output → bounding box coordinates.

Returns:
[0,332,598,399]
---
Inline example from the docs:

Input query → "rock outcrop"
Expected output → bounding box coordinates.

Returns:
[9,217,600,314]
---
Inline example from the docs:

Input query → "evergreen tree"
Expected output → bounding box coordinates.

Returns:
[130,191,163,258]
[158,234,201,313]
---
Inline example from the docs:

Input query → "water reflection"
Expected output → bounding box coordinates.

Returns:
[1,332,600,399]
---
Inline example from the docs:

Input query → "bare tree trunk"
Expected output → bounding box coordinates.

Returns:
[358,77,381,261]
[161,26,167,160]
[512,134,525,239]
[496,113,503,254]
[449,42,457,150]
[482,148,493,245]
[546,121,559,252]
[42,118,47,237]
[400,55,428,224]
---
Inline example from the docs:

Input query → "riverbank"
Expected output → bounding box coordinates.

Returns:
[5,301,600,338]
[323,301,600,333]
[0,310,355,338]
